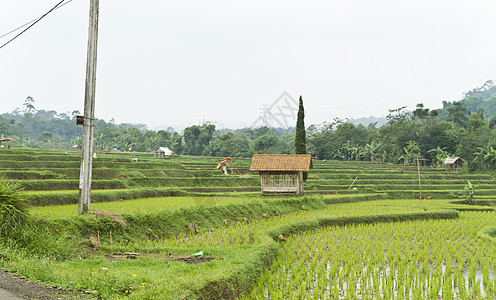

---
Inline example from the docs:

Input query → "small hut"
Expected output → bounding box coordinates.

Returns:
[444,156,464,169]
[250,154,312,194]
[155,147,173,158]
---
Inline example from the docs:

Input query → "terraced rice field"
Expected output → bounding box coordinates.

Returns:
[1,148,496,299]
[2,148,495,209]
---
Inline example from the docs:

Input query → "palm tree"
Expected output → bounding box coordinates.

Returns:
[22,96,36,114]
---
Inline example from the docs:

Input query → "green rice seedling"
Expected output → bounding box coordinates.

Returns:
[31,196,259,218]
[246,210,496,299]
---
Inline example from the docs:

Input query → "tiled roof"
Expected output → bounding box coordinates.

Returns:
[250,154,313,172]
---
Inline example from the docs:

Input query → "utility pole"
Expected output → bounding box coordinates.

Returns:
[79,0,99,214]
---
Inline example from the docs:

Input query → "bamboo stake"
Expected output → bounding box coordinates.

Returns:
[348,176,359,190]
[417,157,422,206]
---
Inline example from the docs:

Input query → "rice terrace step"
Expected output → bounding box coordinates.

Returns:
[0,148,495,298]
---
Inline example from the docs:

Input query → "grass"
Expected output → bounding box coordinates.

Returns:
[2,148,496,298]
[30,194,383,220]
[31,196,265,219]
[0,178,30,236]
[2,200,462,299]
[0,243,276,300]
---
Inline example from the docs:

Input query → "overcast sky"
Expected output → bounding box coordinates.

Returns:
[1,0,495,130]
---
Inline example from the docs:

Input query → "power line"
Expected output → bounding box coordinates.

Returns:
[0,0,68,50]
[0,0,74,40]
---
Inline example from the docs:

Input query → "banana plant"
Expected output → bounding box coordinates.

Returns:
[472,147,487,170]
[464,181,477,205]
[428,146,451,167]
[483,146,496,168]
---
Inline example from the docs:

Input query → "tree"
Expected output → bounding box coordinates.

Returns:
[446,101,469,126]
[295,96,306,155]
[464,181,476,205]
[207,132,251,157]
[412,103,429,119]
[182,123,215,156]
[403,140,421,165]
[253,134,279,153]
[363,140,382,162]
[71,110,81,121]
[472,147,488,170]
[294,96,308,180]
[428,146,451,167]
[468,112,486,132]
[378,106,415,162]
[167,132,183,154]
[483,146,496,167]
[22,96,36,115]
[488,116,496,129]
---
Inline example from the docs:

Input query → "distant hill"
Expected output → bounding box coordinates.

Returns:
[437,80,496,120]
[350,116,387,127]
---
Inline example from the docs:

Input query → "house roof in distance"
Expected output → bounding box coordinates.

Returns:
[444,156,464,165]
[250,154,313,172]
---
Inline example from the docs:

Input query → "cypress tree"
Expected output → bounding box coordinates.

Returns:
[295,95,306,154]
[295,96,308,181]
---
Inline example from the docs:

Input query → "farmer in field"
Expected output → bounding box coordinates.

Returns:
[216,157,231,175]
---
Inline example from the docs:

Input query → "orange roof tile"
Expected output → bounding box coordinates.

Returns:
[250,154,313,172]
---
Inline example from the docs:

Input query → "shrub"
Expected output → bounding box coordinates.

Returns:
[0,178,30,237]
[0,178,75,260]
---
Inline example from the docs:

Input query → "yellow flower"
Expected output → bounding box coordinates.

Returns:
[125,290,128,294]
[132,273,137,277]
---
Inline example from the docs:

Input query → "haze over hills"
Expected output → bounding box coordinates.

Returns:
[2,80,496,132]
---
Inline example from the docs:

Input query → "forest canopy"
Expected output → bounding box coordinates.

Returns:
[3,80,496,171]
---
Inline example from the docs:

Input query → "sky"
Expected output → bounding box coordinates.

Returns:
[1,0,496,131]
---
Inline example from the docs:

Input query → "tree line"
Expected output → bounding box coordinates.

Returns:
[3,80,496,171]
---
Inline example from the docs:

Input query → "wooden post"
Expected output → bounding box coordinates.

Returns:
[79,0,99,214]
[417,157,422,205]
[298,171,303,194]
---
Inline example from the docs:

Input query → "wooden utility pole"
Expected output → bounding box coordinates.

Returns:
[79,0,99,214]
[417,157,422,206]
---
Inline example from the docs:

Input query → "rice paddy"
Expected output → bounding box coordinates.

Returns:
[245,211,496,299]
[1,148,496,298]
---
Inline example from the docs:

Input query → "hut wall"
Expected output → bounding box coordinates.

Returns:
[260,171,301,193]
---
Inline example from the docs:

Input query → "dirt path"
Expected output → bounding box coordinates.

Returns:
[0,288,24,300]
[0,268,89,300]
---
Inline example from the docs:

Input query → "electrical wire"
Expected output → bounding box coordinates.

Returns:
[0,0,69,50]
[0,0,74,40]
